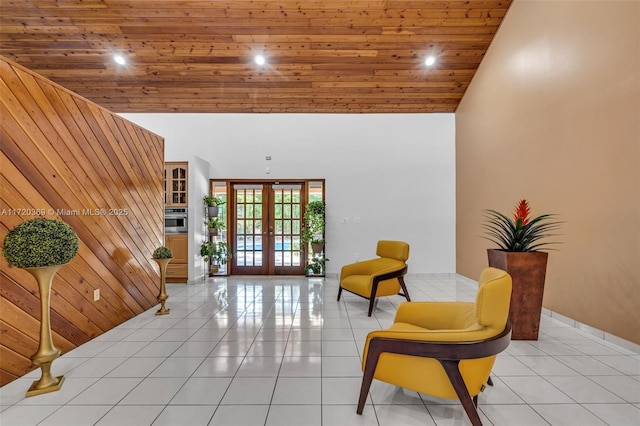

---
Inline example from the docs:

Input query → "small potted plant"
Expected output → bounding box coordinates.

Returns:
[304,254,329,277]
[212,241,232,274]
[152,246,173,260]
[482,199,561,253]
[200,240,216,274]
[482,199,562,340]
[2,218,79,396]
[206,217,225,236]
[151,246,173,315]
[302,200,325,254]
[310,238,325,255]
[203,195,225,217]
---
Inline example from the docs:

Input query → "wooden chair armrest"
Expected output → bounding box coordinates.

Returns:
[366,323,512,361]
[371,265,407,282]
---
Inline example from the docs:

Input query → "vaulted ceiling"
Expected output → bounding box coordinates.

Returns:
[1,1,512,113]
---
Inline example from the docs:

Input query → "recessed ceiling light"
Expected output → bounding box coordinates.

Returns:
[425,56,436,67]
[254,55,266,66]
[113,54,126,65]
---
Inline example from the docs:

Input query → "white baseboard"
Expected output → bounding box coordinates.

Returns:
[542,308,640,354]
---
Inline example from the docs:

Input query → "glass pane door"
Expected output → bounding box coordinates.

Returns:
[230,182,305,275]
[233,185,266,274]
[271,184,304,275]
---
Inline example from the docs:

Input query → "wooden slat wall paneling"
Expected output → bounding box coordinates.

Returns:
[0,273,86,350]
[1,99,154,311]
[1,346,27,384]
[4,73,158,307]
[0,56,165,386]
[12,72,161,303]
[1,152,144,320]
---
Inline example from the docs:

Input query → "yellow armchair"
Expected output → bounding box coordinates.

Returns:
[357,267,512,426]
[338,240,410,316]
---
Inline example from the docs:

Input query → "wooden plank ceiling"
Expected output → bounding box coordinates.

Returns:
[0,0,512,113]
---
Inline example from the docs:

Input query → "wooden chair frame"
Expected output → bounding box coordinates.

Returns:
[337,266,410,316]
[357,323,512,426]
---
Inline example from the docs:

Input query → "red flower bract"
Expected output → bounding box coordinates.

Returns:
[513,199,530,225]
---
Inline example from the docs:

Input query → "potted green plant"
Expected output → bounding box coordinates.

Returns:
[482,199,562,340]
[3,218,79,268]
[200,240,215,262]
[304,254,329,277]
[151,246,173,315]
[302,201,325,254]
[2,218,79,396]
[203,195,225,217]
[206,217,225,236]
[152,246,173,259]
[200,240,217,275]
[212,241,232,272]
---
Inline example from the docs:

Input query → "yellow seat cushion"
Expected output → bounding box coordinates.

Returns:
[339,258,405,297]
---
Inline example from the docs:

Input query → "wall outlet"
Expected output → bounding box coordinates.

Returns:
[93,289,100,301]
[354,252,359,262]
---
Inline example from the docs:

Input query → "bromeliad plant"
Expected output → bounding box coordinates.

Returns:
[482,199,562,252]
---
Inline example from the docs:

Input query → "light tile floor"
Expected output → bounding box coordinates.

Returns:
[1,275,639,426]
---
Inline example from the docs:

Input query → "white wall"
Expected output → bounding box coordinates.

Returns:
[188,155,210,283]
[123,113,456,274]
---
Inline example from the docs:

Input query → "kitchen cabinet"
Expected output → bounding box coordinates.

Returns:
[164,162,188,207]
[165,234,187,283]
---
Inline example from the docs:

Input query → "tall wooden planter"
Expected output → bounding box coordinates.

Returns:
[487,249,548,340]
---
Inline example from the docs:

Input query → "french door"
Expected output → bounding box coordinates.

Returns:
[231,183,305,275]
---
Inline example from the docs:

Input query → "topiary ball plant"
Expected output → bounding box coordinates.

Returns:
[152,246,173,259]
[2,218,79,268]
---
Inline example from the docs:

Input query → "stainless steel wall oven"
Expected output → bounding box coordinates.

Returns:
[165,208,188,234]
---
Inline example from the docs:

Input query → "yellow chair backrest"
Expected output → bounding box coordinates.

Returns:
[475,267,512,333]
[376,240,410,262]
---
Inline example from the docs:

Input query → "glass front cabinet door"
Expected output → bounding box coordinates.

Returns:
[164,162,188,207]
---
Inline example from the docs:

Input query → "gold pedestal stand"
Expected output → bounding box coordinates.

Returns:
[24,265,65,397]
[153,258,172,315]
